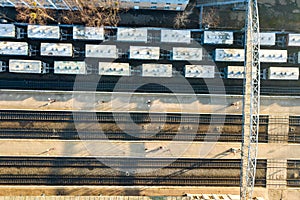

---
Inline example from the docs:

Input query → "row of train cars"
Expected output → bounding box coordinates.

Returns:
[1,59,298,80]
[0,23,299,80]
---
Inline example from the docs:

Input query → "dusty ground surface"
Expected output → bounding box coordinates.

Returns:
[0,187,299,200]
[0,140,299,160]
[0,186,268,198]
[0,90,299,117]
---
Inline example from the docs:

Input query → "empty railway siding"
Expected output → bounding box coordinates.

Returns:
[0,157,267,187]
[0,110,270,142]
[1,79,300,96]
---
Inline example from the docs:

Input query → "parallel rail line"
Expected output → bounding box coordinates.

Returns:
[0,79,300,96]
[0,157,266,187]
[0,157,267,169]
[0,111,269,124]
[0,128,269,142]
[0,111,269,142]
[0,175,266,187]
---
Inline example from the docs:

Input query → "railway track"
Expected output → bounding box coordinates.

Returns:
[0,157,267,169]
[0,175,266,187]
[0,110,269,124]
[0,157,267,187]
[1,79,300,96]
[0,128,269,142]
[0,111,269,142]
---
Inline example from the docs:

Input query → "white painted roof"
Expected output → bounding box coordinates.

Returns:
[142,63,172,77]
[54,61,87,75]
[129,46,160,60]
[40,43,73,57]
[172,47,202,61]
[0,24,15,38]
[27,25,60,39]
[9,59,43,73]
[260,49,287,63]
[161,29,191,43]
[117,28,148,42]
[268,67,299,80]
[0,41,28,55]
[73,26,104,40]
[216,49,287,62]
[85,44,118,58]
[260,32,276,46]
[203,31,233,45]
[214,48,244,62]
[288,34,300,46]
[99,62,130,76]
[226,66,245,79]
[185,65,215,78]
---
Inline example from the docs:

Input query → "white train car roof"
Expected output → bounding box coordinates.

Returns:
[226,66,245,79]
[73,26,104,40]
[129,46,160,60]
[161,29,191,43]
[99,62,130,76]
[142,63,172,77]
[9,59,46,74]
[214,49,244,62]
[172,47,202,61]
[27,25,60,39]
[54,61,87,75]
[117,28,148,42]
[203,31,233,45]
[288,34,300,46]
[268,67,299,80]
[260,49,287,63]
[41,43,73,57]
[260,32,276,46]
[0,24,15,38]
[85,44,118,58]
[185,65,215,78]
[0,41,28,55]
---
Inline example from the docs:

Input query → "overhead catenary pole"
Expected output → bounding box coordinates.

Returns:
[240,0,260,199]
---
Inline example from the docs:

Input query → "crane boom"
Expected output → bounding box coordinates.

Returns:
[240,0,260,199]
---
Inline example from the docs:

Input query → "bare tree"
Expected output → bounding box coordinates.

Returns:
[58,0,121,27]
[202,7,220,28]
[16,1,55,25]
[173,12,190,29]
[16,0,122,27]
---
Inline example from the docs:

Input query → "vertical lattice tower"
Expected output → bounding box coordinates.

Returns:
[240,0,260,199]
